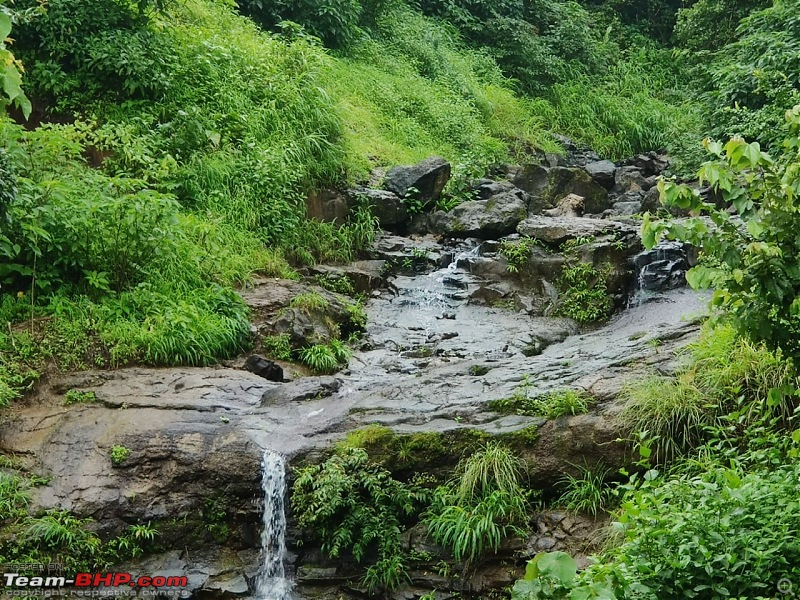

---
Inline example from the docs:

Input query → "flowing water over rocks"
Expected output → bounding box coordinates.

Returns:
[255,450,293,600]
[0,230,706,598]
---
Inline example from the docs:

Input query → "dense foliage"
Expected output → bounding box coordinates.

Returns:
[644,106,800,359]
[291,448,429,592]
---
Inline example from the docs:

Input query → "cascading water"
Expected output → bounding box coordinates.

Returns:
[398,244,483,341]
[254,449,293,600]
[629,240,690,307]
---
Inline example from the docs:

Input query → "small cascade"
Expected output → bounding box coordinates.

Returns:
[254,450,293,600]
[629,240,690,306]
[400,244,482,339]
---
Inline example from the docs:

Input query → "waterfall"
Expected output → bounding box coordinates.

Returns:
[254,449,293,600]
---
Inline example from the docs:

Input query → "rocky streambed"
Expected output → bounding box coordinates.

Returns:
[0,147,706,599]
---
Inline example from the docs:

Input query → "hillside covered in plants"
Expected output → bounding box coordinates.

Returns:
[2,0,800,598]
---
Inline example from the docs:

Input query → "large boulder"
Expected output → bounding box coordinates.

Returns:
[383,156,451,202]
[306,189,351,224]
[547,167,611,214]
[348,187,407,228]
[584,159,617,190]
[428,189,528,238]
[512,165,611,215]
[517,215,627,245]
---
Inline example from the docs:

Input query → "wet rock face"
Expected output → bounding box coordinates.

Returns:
[383,156,451,202]
[633,240,694,293]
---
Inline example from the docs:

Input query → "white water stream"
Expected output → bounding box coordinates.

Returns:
[254,450,293,600]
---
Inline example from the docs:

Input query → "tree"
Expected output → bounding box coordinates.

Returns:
[642,104,800,358]
[0,11,31,118]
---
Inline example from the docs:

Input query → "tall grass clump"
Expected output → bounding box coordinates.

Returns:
[619,324,800,463]
[424,442,530,564]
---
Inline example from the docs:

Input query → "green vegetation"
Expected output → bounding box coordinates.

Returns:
[109,445,131,466]
[500,237,541,274]
[517,116,800,598]
[64,390,97,405]
[556,261,613,324]
[557,466,616,517]
[262,334,293,362]
[424,442,530,564]
[491,380,592,419]
[291,448,428,593]
[1,464,158,570]
[290,292,329,312]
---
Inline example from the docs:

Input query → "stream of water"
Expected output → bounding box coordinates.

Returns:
[254,449,293,600]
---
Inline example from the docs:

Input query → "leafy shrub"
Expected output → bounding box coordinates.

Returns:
[291,448,427,592]
[698,5,800,148]
[424,442,529,564]
[239,0,365,48]
[644,107,800,358]
[263,334,293,361]
[609,465,800,597]
[619,324,799,463]
[109,445,131,465]
[500,237,541,274]
[556,262,613,324]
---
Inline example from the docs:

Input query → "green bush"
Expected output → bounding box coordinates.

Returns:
[291,448,427,592]
[424,442,529,564]
[556,262,613,324]
[557,465,616,517]
[644,106,800,358]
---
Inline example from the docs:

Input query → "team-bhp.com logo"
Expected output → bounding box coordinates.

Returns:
[4,574,188,589]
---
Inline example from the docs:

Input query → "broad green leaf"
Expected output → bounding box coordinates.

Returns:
[0,13,11,41]
[537,551,577,585]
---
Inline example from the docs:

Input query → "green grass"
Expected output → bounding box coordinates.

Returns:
[558,465,616,517]
[618,324,799,463]
[290,292,329,312]
[491,386,592,419]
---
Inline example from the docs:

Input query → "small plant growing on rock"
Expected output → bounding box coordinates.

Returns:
[262,334,292,361]
[315,274,355,296]
[424,442,530,565]
[555,261,613,323]
[491,386,591,419]
[557,465,616,517]
[500,237,540,273]
[290,292,329,312]
[110,445,131,466]
[64,390,97,405]
[297,342,349,373]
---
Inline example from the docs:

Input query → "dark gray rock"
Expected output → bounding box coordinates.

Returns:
[245,355,284,382]
[614,166,651,194]
[642,186,662,213]
[633,240,691,292]
[260,376,342,406]
[428,190,528,238]
[584,159,617,190]
[610,200,642,216]
[306,189,350,225]
[349,187,407,227]
[383,156,451,202]
[511,164,551,213]
[547,167,611,214]
[472,179,517,200]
